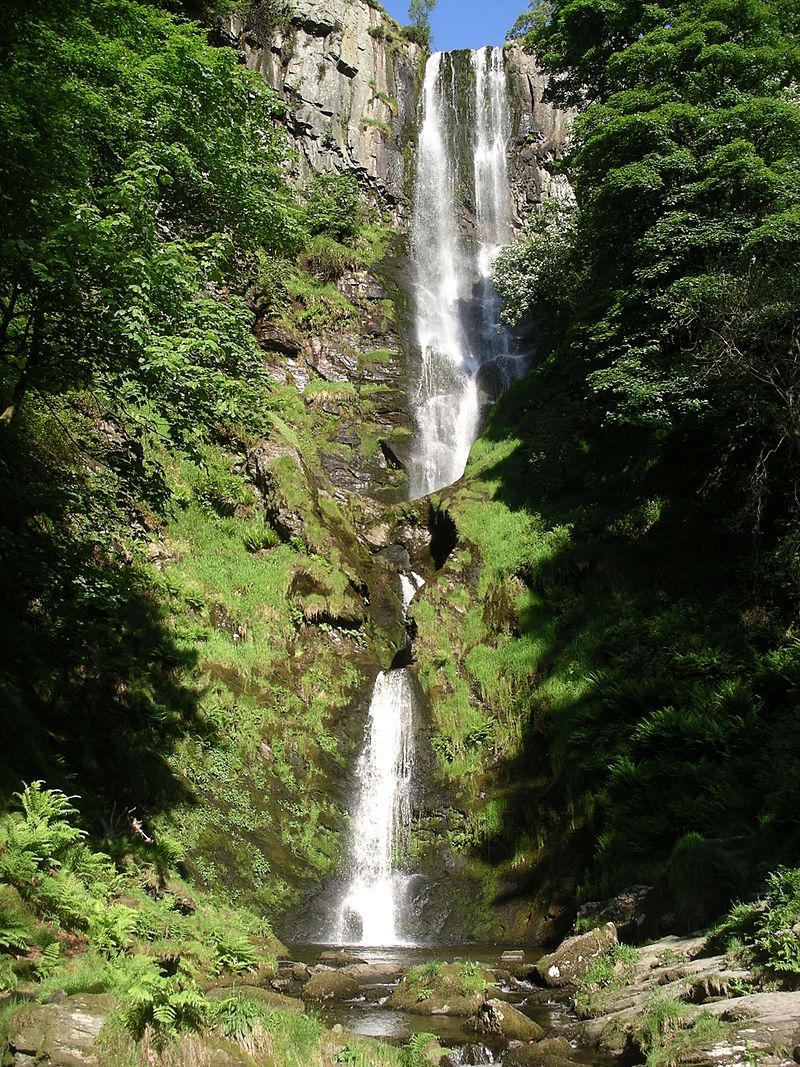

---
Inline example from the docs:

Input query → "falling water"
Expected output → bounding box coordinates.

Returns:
[408,46,518,499]
[338,47,516,946]
[338,668,418,945]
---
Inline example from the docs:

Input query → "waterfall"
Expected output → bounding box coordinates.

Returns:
[408,45,518,500]
[338,668,418,945]
[336,48,516,947]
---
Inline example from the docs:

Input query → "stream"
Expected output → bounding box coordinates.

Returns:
[282,945,611,1065]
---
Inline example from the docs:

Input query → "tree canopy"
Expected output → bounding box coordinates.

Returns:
[0,0,301,493]
[498,0,800,571]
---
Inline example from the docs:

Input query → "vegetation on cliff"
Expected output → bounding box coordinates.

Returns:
[0,0,416,1052]
[404,0,800,934]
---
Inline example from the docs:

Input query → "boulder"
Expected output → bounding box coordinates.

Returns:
[6,994,113,1066]
[467,998,544,1042]
[506,1036,579,1067]
[342,961,404,983]
[317,949,366,968]
[535,922,618,989]
[573,886,650,936]
[303,968,360,1000]
[504,1041,579,1067]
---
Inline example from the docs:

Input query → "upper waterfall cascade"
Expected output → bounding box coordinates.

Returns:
[408,46,519,500]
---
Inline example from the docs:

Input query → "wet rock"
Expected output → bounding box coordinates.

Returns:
[467,998,544,1041]
[504,1041,579,1067]
[535,922,618,989]
[501,950,526,964]
[317,949,367,968]
[254,317,301,356]
[303,968,360,999]
[574,886,651,936]
[342,961,404,982]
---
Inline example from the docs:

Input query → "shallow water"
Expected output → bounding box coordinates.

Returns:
[289,944,609,1065]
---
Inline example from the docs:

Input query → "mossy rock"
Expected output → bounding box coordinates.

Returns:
[387,961,493,1016]
[7,993,115,1066]
[303,968,360,1000]
[467,998,544,1041]
[206,984,305,1013]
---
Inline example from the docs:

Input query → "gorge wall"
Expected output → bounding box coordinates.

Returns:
[221,1,575,942]
[228,1,570,226]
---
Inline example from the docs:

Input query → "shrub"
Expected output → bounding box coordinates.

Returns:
[662,834,744,932]
[303,234,360,280]
[305,174,361,242]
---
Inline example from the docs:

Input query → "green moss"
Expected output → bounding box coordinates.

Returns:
[360,116,392,137]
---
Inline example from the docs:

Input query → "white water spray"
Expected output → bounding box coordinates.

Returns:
[338,669,418,945]
[408,46,518,499]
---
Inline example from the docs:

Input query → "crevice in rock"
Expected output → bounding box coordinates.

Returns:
[428,504,457,570]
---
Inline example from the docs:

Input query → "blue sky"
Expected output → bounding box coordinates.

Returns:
[381,0,527,52]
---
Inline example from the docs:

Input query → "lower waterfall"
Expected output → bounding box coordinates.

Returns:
[337,668,418,945]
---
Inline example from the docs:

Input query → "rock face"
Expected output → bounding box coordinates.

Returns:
[535,922,618,988]
[228,0,423,208]
[6,995,112,1066]
[227,6,570,224]
[505,43,574,219]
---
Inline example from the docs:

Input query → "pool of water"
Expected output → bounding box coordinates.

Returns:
[286,944,605,1066]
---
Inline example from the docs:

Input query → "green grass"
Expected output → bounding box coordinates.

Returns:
[409,351,800,928]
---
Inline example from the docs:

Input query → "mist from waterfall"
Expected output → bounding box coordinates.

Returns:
[408,45,518,500]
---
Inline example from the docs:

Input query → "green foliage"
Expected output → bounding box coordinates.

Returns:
[575,943,638,1014]
[304,174,361,242]
[406,0,436,49]
[303,234,361,280]
[713,867,800,982]
[457,959,488,994]
[0,0,302,490]
[509,0,800,539]
[122,957,208,1042]
[635,996,727,1067]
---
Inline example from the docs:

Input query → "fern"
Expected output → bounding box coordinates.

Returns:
[34,940,62,980]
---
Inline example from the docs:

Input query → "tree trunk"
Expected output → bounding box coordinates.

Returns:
[0,303,44,428]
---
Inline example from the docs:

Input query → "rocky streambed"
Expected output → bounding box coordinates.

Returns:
[6,925,800,1066]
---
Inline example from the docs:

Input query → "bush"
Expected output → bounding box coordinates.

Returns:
[305,174,361,242]
[302,234,360,281]
[662,834,744,932]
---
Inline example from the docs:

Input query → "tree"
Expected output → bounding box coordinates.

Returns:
[503,0,800,537]
[0,0,302,476]
[407,0,437,49]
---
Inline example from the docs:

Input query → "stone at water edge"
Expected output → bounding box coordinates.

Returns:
[303,968,360,1000]
[467,998,544,1041]
[504,1042,581,1067]
[317,949,367,968]
[535,921,618,989]
[501,949,526,963]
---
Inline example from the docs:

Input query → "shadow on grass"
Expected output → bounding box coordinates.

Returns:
[452,357,800,915]
[0,409,207,829]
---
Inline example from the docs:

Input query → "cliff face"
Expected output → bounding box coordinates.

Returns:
[229,0,424,210]
[505,43,573,219]
[229,6,571,222]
